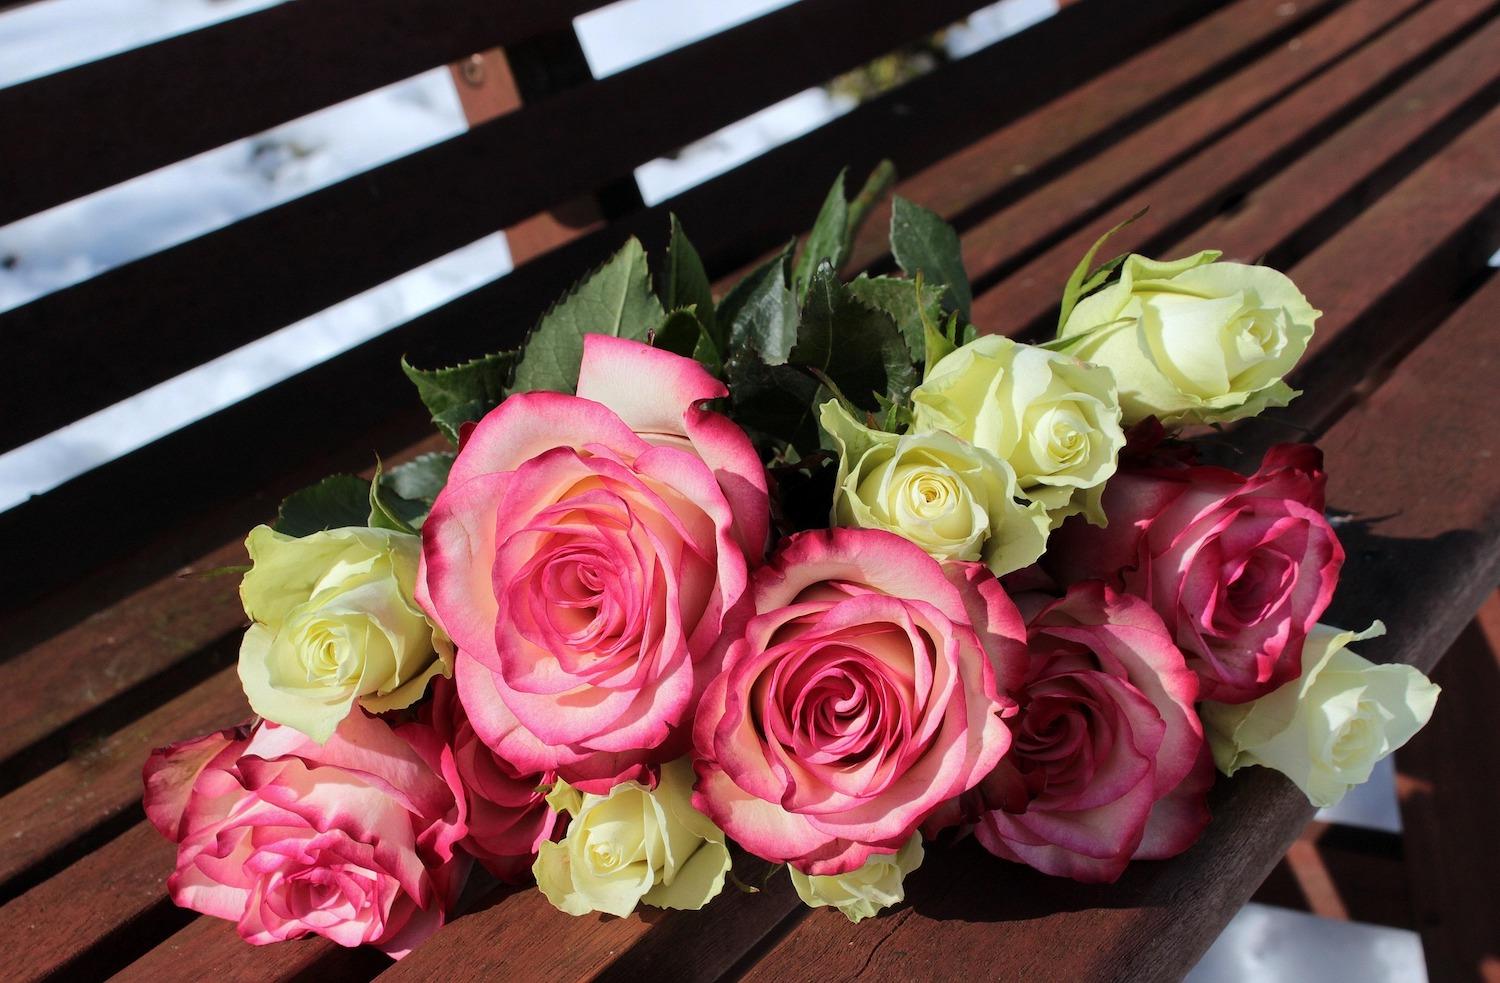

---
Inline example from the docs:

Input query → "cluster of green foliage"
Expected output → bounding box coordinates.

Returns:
[276,162,984,535]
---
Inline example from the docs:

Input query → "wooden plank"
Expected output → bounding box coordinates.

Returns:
[383,856,800,982]
[0,822,182,983]
[717,0,1346,290]
[0,0,606,227]
[964,0,1496,331]
[0,667,245,891]
[0,0,1007,453]
[1396,594,1500,983]
[736,266,1500,983]
[0,541,244,772]
[112,915,386,983]
[0,0,1221,613]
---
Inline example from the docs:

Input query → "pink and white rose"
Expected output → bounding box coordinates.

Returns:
[421,675,562,882]
[143,711,468,958]
[927,583,1210,882]
[693,528,1026,875]
[418,336,770,792]
[1045,444,1343,703]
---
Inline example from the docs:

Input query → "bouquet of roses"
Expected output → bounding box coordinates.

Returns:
[143,166,1439,955]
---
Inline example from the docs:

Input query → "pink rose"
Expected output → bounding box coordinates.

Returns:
[422,675,561,881]
[143,711,468,958]
[1046,444,1343,702]
[928,583,1210,883]
[693,528,1026,875]
[419,336,770,792]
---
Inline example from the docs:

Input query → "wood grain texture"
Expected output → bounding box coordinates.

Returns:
[0,0,1220,613]
[0,0,606,226]
[966,0,1495,332]
[0,667,245,890]
[112,913,387,983]
[0,822,180,983]
[0,0,1003,453]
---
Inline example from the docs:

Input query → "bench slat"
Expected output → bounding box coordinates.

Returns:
[0,0,606,227]
[965,0,1496,331]
[0,0,1013,454]
[0,666,244,891]
[0,0,1221,612]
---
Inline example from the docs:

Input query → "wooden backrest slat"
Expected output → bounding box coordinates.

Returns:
[0,0,1052,454]
[966,0,1499,332]
[0,0,1222,610]
[0,0,607,227]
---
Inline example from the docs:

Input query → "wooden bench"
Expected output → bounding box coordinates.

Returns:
[2,0,1497,978]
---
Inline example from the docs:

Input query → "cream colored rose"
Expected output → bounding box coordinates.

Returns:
[789,833,924,923]
[911,335,1123,525]
[534,758,730,917]
[1059,251,1319,426]
[237,525,452,743]
[1202,622,1439,808]
[820,401,1049,575]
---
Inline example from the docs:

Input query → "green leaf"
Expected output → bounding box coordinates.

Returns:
[401,350,517,443]
[719,242,798,363]
[845,159,896,249]
[846,273,943,361]
[665,215,718,348]
[726,352,827,454]
[792,169,849,299]
[794,264,917,411]
[790,162,897,302]
[382,452,455,505]
[890,196,971,319]
[368,459,424,534]
[653,306,722,376]
[274,475,372,538]
[1056,206,1147,334]
[511,237,666,395]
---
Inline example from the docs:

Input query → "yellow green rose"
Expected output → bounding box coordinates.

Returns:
[910,335,1123,526]
[1202,622,1439,808]
[820,400,1049,575]
[534,758,730,917]
[1059,251,1319,426]
[237,525,452,743]
[789,833,924,923]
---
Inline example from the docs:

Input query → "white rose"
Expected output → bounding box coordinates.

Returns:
[789,833,924,923]
[820,400,1049,575]
[534,758,730,917]
[911,335,1123,526]
[1202,622,1439,807]
[237,525,451,743]
[1059,251,1319,426]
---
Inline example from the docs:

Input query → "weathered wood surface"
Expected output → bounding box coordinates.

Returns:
[1,0,1495,979]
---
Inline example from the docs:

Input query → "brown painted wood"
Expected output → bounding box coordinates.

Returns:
[0,666,245,891]
[716,0,1346,292]
[0,0,1010,454]
[0,542,245,772]
[965,0,1495,332]
[113,913,388,983]
[0,0,1220,614]
[737,265,1500,983]
[383,856,799,982]
[0,822,180,983]
[0,0,608,227]
[1396,595,1500,983]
